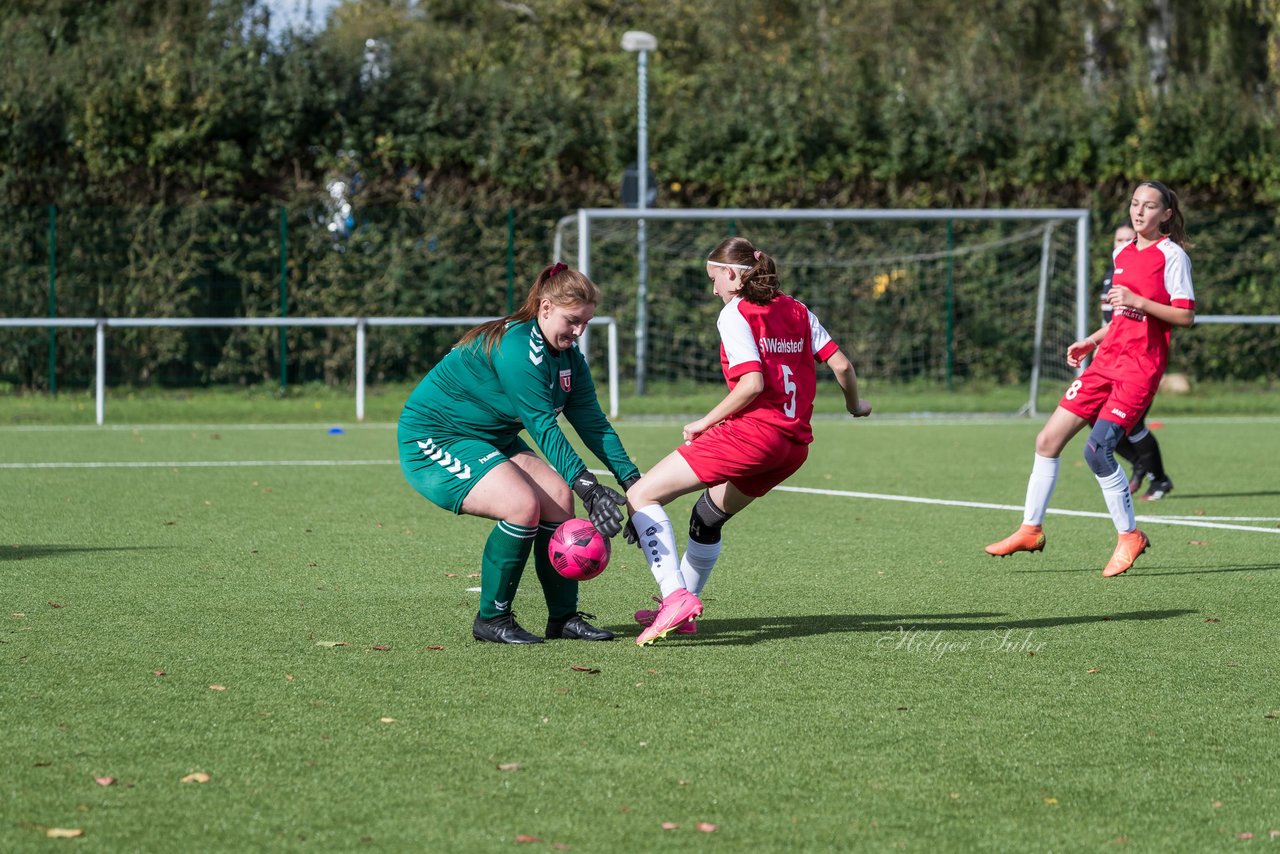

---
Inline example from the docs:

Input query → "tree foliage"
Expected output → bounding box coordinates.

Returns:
[2,0,1278,208]
[1,0,1277,388]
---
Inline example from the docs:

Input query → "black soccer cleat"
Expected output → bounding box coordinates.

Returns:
[545,612,615,641]
[1141,477,1174,501]
[473,612,543,644]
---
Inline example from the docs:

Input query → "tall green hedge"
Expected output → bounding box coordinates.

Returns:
[1,0,1277,389]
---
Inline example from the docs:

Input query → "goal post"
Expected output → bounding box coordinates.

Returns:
[556,208,1091,416]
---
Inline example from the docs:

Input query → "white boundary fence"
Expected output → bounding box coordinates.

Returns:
[0,316,621,425]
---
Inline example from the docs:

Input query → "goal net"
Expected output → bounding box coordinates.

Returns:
[556,208,1090,415]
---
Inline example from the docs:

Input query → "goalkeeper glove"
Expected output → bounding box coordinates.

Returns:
[571,472,626,538]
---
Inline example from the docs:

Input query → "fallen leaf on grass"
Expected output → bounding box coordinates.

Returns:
[1270,830,1280,840]
[315,641,348,648]
[1188,540,1208,546]
[696,822,718,833]
[1237,833,1254,840]
[209,684,227,692]
[285,674,295,681]
[94,777,115,786]
[11,612,25,618]
[466,573,481,578]
[46,828,84,839]
[515,835,541,844]
[1204,618,1220,623]
[1213,800,1224,809]
[497,763,521,772]
[424,646,445,651]
[379,717,398,724]
[661,822,680,830]
[371,645,391,651]
[552,844,572,851]
[1087,669,1101,674]
[49,602,63,609]
[152,670,166,677]
[1043,797,1058,805]
[570,665,600,674]
[444,573,458,578]
[180,772,210,784]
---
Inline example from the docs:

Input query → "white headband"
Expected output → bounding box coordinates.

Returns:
[707,260,751,271]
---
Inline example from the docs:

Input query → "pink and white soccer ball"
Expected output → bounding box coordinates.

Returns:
[548,518,611,581]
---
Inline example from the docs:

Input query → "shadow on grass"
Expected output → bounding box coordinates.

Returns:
[1147,490,1280,500]
[1014,560,1280,576]
[0,544,168,562]
[1135,562,1280,576]
[613,608,1197,646]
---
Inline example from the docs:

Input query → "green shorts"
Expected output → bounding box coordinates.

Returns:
[399,430,533,514]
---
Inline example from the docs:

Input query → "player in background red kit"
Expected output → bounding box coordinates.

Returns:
[1100,224,1176,501]
[985,181,1195,576]
[625,237,872,645]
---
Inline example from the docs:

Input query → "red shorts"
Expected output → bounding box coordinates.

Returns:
[677,417,809,497]
[1058,369,1156,432]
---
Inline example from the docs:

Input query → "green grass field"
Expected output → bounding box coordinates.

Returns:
[3,393,1279,851]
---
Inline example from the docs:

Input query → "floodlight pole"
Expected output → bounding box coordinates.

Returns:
[623,31,657,396]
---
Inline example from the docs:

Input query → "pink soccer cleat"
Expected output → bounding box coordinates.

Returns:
[635,589,703,646]
[634,597,697,635]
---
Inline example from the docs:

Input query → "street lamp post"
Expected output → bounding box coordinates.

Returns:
[622,30,657,396]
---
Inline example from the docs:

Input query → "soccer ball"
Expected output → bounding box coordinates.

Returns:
[548,518,611,581]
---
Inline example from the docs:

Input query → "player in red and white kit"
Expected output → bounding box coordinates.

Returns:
[625,237,872,645]
[985,181,1195,576]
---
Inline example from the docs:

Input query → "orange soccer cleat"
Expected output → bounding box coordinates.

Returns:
[984,524,1046,557]
[1102,529,1149,577]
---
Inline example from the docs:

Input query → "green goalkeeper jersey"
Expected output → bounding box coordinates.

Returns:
[398,318,639,487]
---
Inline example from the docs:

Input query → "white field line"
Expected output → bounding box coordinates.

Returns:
[0,459,395,469]
[3,459,1276,535]
[773,485,1280,535]
[0,423,398,432]
[4,414,1280,433]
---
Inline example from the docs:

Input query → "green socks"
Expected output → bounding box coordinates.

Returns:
[477,521,537,619]
[535,521,579,619]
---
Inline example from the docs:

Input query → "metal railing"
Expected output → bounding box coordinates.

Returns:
[0,316,621,425]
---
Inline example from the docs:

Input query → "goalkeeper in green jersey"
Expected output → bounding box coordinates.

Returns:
[398,262,640,644]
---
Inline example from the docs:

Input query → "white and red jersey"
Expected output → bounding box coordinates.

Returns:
[1093,237,1195,389]
[717,293,840,444]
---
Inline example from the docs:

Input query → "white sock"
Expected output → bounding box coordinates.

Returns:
[630,504,686,598]
[1023,453,1059,526]
[1095,464,1136,533]
[679,539,722,596]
